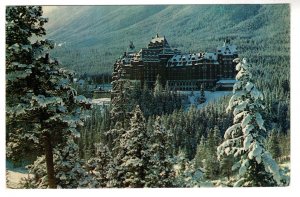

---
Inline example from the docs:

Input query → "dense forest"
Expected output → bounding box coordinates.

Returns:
[44,5,289,76]
[6,5,290,188]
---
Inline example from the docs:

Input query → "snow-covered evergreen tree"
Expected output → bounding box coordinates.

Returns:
[145,116,175,187]
[105,122,127,187]
[217,58,284,186]
[55,137,94,188]
[194,135,206,168]
[194,127,221,179]
[220,154,235,180]
[6,6,90,188]
[106,59,131,166]
[110,60,129,128]
[140,82,153,117]
[266,130,281,160]
[118,105,150,187]
[174,151,206,187]
[154,74,163,97]
[23,137,93,188]
[204,127,221,179]
[198,83,206,104]
[85,143,112,187]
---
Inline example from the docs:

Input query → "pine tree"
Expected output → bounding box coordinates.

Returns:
[174,150,205,187]
[173,150,188,187]
[204,127,221,179]
[54,137,93,188]
[127,81,141,112]
[220,154,235,180]
[86,143,112,188]
[153,74,164,115]
[110,60,128,128]
[118,105,149,187]
[22,137,92,188]
[140,82,153,117]
[145,116,175,187]
[266,130,281,161]
[6,6,90,188]
[217,58,283,186]
[199,83,206,104]
[194,127,222,180]
[194,135,206,168]
[154,74,163,97]
[106,59,130,155]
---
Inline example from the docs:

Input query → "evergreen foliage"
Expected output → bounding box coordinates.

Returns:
[145,116,176,187]
[79,105,111,159]
[199,83,206,104]
[110,60,130,128]
[6,6,90,188]
[194,126,222,179]
[54,137,94,188]
[217,58,284,186]
[85,143,112,188]
[126,76,182,118]
[266,130,281,161]
[160,97,233,160]
[154,74,163,97]
[22,137,92,188]
[117,105,149,187]
[173,151,206,187]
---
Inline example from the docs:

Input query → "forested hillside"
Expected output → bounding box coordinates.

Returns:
[44,5,289,75]
[45,5,290,139]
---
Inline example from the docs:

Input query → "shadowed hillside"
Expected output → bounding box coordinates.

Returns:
[44,5,289,76]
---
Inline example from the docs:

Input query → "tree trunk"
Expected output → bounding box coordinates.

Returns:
[44,133,56,188]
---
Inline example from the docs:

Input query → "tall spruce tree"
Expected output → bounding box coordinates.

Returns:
[194,135,206,168]
[145,116,175,187]
[110,60,129,128]
[199,83,206,104]
[194,127,221,179]
[86,143,112,188]
[6,6,90,188]
[204,127,221,179]
[22,137,93,188]
[217,58,283,186]
[266,130,281,161]
[174,150,205,187]
[118,105,150,187]
[105,122,127,187]
[154,74,163,97]
[106,59,131,155]
[54,137,93,188]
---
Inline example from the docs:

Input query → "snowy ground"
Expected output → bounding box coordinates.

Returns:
[6,161,33,189]
[91,98,111,106]
[279,161,290,183]
[91,91,232,109]
[6,170,32,189]
[179,90,232,110]
[211,161,290,187]
[5,160,290,188]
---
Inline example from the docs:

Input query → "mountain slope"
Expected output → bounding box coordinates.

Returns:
[43,4,289,75]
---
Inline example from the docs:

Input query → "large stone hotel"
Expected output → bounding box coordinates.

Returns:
[114,34,238,91]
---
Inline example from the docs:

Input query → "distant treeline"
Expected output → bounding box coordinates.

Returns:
[78,73,112,84]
